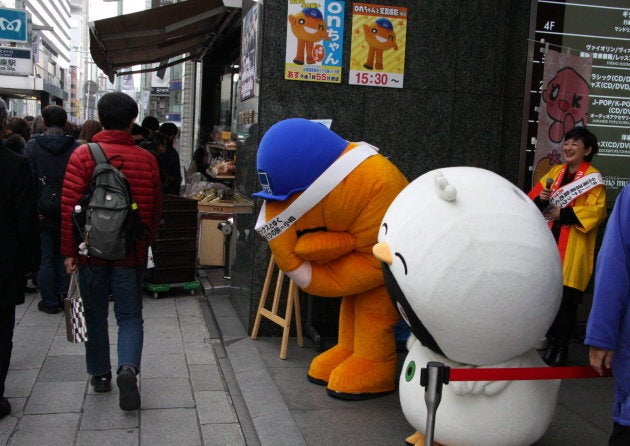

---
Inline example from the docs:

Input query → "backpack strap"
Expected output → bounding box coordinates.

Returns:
[87,142,107,165]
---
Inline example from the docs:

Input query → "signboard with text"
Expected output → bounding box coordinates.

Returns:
[0,46,32,75]
[523,0,630,206]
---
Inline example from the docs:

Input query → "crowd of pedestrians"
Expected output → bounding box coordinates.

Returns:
[0,93,181,417]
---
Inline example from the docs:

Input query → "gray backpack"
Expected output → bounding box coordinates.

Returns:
[74,143,147,261]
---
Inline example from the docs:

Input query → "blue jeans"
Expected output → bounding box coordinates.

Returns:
[38,228,69,307]
[78,265,144,377]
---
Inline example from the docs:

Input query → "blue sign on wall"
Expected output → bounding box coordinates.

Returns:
[0,8,29,43]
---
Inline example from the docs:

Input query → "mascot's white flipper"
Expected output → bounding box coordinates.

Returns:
[373,167,563,446]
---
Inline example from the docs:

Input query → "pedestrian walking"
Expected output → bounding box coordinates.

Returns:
[60,92,162,411]
[0,97,40,418]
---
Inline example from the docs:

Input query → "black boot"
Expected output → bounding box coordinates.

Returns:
[545,337,569,366]
[542,338,559,365]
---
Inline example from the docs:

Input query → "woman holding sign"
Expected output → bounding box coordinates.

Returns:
[528,127,607,366]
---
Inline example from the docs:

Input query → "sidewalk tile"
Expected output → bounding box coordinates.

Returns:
[48,336,86,356]
[184,342,216,365]
[142,354,188,378]
[140,408,201,446]
[37,355,86,382]
[195,390,237,424]
[5,369,38,399]
[80,393,138,430]
[8,413,80,446]
[12,325,57,348]
[189,364,225,392]
[9,346,48,370]
[24,381,86,414]
[140,377,194,409]
[76,428,138,446]
[200,423,246,446]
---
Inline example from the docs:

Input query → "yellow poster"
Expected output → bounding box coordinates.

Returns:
[349,3,407,88]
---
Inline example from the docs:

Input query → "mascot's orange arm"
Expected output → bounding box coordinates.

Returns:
[304,251,384,296]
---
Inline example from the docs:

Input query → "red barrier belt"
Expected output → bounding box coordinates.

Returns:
[448,366,612,382]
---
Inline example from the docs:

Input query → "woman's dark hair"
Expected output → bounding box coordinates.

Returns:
[148,131,168,149]
[141,116,160,132]
[4,133,25,153]
[564,127,598,162]
[6,117,31,140]
[97,92,138,130]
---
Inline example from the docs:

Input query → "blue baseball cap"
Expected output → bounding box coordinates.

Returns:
[253,118,348,201]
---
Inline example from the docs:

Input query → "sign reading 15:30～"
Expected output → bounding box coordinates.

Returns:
[348,3,408,89]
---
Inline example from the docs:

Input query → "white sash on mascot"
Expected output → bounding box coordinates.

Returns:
[549,172,604,208]
[255,143,379,241]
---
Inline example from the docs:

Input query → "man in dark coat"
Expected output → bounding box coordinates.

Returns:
[24,105,80,313]
[0,97,40,418]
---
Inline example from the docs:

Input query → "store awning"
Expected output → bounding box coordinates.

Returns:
[89,0,241,82]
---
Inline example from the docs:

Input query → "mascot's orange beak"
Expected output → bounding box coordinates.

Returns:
[373,242,393,265]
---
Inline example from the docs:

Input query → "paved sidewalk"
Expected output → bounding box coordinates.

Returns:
[0,286,247,446]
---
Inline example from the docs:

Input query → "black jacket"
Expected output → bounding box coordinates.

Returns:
[24,129,80,228]
[0,144,40,306]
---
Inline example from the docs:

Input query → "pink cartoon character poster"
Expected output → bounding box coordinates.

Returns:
[533,50,592,185]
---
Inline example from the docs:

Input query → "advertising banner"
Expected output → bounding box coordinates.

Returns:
[284,0,345,84]
[523,1,630,206]
[533,50,592,185]
[240,4,259,100]
[348,3,407,88]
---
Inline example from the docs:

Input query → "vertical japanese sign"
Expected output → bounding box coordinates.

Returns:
[284,1,345,84]
[240,4,259,100]
[349,3,407,88]
[533,50,592,185]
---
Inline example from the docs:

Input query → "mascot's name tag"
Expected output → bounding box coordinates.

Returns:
[255,143,379,241]
[550,172,604,208]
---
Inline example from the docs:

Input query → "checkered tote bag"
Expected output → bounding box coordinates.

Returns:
[64,272,88,343]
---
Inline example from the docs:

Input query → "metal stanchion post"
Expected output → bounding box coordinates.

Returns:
[420,361,450,446]
[217,217,233,279]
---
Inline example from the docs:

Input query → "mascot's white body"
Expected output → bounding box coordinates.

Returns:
[374,167,563,446]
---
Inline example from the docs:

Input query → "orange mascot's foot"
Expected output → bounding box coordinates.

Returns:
[307,345,352,385]
[405,431,443,446]
[325,354,396,400]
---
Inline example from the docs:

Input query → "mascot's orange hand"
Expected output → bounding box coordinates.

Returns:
[295,231,356,264]
[265,200,305,274]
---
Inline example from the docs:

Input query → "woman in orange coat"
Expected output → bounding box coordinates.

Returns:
[528,127,607,366]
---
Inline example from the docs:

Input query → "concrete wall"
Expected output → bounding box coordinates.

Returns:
[231,0,533,335]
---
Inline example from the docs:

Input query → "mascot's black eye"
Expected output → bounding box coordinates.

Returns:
[299,18,306,25]
[371,27,378,34]
[405,361,416,382]
[550,84,560,100]
[395,253,408,275]
[382,223,388,235]
[572,93,583,108]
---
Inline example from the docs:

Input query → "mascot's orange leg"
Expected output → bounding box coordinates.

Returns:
[326,286,398,399]
[307,296,354,385]
[364,47,376,69]
[375,50,384,70]
[305,41,315,64]
[294,40,306,65]
[405,431,443,446]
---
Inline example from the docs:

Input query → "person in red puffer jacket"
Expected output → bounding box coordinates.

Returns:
[61,92,162,412]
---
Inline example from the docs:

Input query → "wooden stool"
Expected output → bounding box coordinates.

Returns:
[250,255,303,359]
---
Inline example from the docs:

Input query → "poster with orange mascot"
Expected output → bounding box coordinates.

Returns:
[349,3,408,88]
[285,1,345,84]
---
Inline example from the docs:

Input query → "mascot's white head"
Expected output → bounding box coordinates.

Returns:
[374,167,562,365]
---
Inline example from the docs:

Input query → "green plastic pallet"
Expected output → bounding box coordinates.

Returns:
[144,280,201,298]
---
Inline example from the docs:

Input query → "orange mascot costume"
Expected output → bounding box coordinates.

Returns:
[253,118,408,399]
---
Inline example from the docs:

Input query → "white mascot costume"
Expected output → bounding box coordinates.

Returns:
[373,167,563,446]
